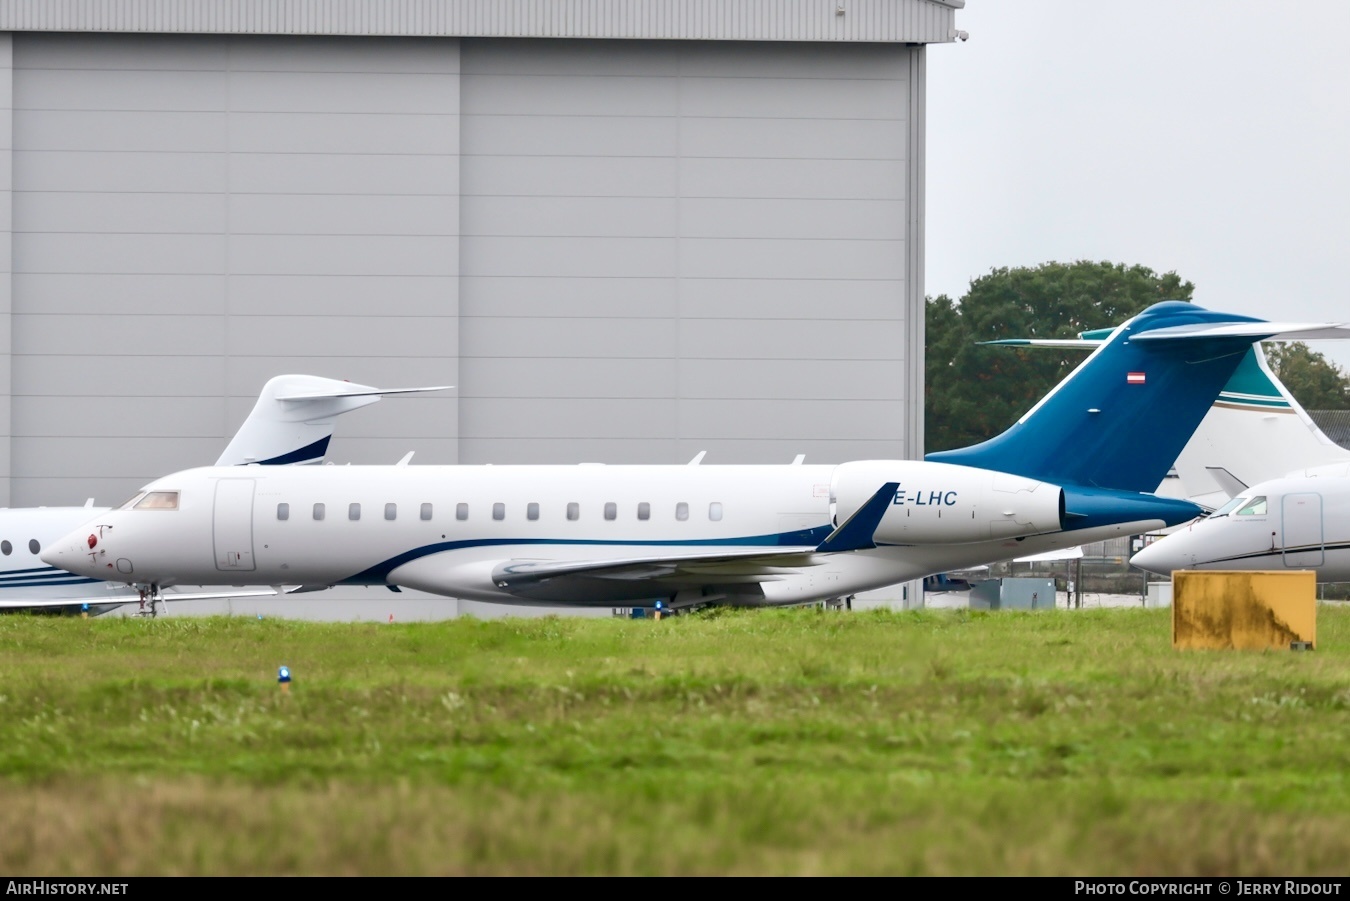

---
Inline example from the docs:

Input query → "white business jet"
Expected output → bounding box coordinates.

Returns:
[1131,470,1350,580]
[0,374,448,614]
[996,323,1350,582]
[41,303,1350,612]
[1122,341,1350,580]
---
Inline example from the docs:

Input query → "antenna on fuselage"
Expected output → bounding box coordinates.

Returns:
[687,451,707,465]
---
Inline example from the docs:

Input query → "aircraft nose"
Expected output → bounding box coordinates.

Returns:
[41,532,88,573]
[1131,538,1187,576]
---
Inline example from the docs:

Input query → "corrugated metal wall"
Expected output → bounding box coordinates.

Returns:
[1,30,923,523]
[0,0,959,44]
[9,33,463,504]
[457,38,917,465]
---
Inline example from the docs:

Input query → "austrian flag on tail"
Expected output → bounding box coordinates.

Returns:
[1127,372,1146,385]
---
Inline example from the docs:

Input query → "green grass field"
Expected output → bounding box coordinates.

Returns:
[2,605,1349,875]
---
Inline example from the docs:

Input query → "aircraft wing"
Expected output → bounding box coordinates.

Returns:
[390,482,898,605]
[1014,545,1083,562]
[0,595,130,610]
[159,587,280,602]
[0,586,278,611]
[492,547,823,588]
[391,546,826,606]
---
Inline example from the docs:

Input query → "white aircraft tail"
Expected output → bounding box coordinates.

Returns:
[214,374,452,466]
[1166,348,1349,509]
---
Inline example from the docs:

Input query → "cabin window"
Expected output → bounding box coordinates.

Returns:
[604,502,617,521]
[638,502,650,521]
[527,502,539,521]
[493,503,505,521]
[567,502,580,521]
[420,503,433,521]
[0,541,9,555]
[313,503,325,521]
[28,539,40,555]
[456,503,468,521]
[134,491,180,511]
[1237,496,1268,516]
[349,503,361,521]
[385,503,397,521]
[277,503,290,521]
[676,502,689,522]
[709,502,723,522]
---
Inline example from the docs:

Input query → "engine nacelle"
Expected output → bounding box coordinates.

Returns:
[830,460,1064,545]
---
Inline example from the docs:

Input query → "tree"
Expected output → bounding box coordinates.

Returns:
[1262,342,1350,411]
[925,261,1196,452]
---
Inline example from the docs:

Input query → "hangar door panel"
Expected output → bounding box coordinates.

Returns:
[8,32,462,506]
[458,39,915,465]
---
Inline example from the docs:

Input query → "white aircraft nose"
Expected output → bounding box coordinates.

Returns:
[41,535,84,573]
[1131,539,1187,576]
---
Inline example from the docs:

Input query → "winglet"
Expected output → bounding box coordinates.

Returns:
[815,482,898,553]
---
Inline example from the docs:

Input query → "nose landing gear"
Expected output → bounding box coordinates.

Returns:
[133,583,164,618]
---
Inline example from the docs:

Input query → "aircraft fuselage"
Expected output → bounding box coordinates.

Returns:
[43,461,1167,608]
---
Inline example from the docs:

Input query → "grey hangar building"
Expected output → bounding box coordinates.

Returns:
[0,0,965,617]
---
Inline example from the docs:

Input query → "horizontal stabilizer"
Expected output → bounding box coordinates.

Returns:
[979,338,1102,349]
[274,384,452,401]
[1133,322,1350,343]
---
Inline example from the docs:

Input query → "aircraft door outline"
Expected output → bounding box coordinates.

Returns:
[214,479,257,572]
[1281,492,1324,568]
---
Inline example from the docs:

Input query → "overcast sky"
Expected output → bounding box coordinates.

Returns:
[926,0,1350,368]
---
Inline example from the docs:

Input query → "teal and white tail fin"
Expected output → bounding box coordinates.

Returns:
[215,375,452,466]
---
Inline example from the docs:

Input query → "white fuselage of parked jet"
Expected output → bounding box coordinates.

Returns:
[0,374,448,613]
[46,302,1346,610]
[43,461,1169,608]
[1132,465,1350,580]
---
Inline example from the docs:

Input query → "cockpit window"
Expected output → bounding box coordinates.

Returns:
[1210,496,1247,517]
[133,491,180,510]
[1236,496,1268,516]
[117,492,148,511]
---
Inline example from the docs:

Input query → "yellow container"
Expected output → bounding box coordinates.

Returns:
[1172,570,1316,650]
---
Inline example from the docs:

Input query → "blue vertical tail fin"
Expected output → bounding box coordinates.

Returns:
[926,302,1289,493]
